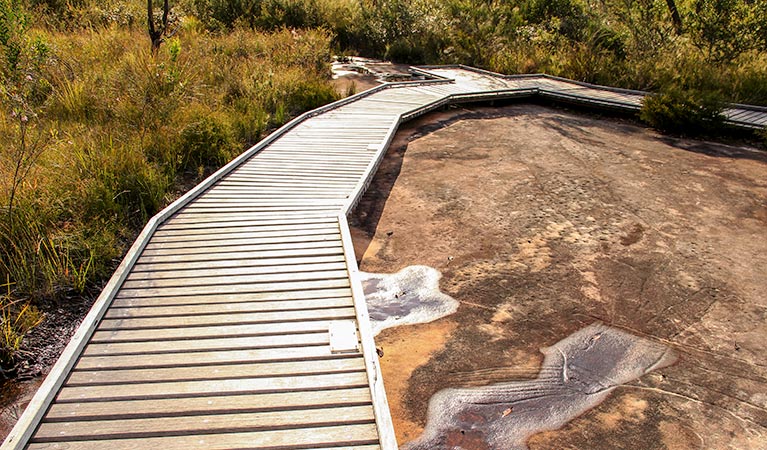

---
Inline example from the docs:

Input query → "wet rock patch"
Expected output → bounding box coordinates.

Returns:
[360,265,459,336]
[404,323,677,450]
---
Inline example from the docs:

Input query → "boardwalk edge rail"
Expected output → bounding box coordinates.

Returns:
[338,214,397,449]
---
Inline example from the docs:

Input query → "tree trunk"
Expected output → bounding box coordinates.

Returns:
[664,0,683,33]
[147,0,170,53]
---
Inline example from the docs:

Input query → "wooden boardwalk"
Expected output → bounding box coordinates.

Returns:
[420,65,767,129]
[4,66,765,450]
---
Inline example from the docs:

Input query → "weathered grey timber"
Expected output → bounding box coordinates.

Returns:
[3,66,764,450]
[419,65,767,129]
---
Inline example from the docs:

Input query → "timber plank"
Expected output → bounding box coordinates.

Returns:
[56,372,370,401]
[142,233,342,251]
[177,208,344,216]
[33,406,375,442]
[27,423,379,450]
[240,162,369,171]
[135,244,344,264]
[213,178,356,185]
[191,195,349,202]
[253,153,373,161]
[82,332,330,356]
[210,181,356,190]
[199,192,349,198]
[182,202,347,210]
[167,212,341,223]
[91,319,343,342]
[106,297,353,318]
[222,171,365,179]
[110,288,352,308]
[43,388,373,421]
[179,204,342,211]
[98,306,356,329]
[158,217,340,231]
[149,226,342,242]
[115,279,351,299]
[727,109,758,121]
[139,240,342,257]
[129,252,346,272]
[121,269,349,289]
[74,346,348,371]
[66,358,366,386]
[127,261,347,280]
[199,191,350,198]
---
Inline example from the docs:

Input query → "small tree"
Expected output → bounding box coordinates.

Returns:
[664,0,682,33]
[0,0,48,374]
[0,0,52,227]
[689,0,760,63]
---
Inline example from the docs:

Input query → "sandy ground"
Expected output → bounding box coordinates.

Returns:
[350,104,767,449]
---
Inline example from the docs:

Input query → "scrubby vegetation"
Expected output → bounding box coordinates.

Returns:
[0,0,765,373]
[185,0,767,130]
[640,85,726,134]
[182,0,766,105]
[0,0,337,373]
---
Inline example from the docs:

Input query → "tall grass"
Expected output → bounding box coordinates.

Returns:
[0,15,338,370]
[183,0,767,107]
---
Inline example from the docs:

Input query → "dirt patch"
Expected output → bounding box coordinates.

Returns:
[377,319,457,443]
[331,72,380,97]
[0,294,92,438]
[350,104,767,449]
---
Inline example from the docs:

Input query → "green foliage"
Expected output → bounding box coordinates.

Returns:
[640,85,726,135]
[0,13,338,368]
[73,138,171,227]
[525,0,589,40]
[0,286,43,373]
[176,109,235,171]
[689,0,763,63]
[174,0,767,110]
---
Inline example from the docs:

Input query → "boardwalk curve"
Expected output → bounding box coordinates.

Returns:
[3,66,765,450]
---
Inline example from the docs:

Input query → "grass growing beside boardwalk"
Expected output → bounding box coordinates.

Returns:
[0,11,338,372]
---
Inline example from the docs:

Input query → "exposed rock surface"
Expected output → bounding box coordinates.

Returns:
[351,104,767,449]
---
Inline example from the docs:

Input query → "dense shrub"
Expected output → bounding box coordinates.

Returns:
[176,110,236,171]
[175,0,767,109]
[640,86,726,135]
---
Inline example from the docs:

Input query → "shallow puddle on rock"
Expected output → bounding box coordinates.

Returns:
[404,323,677,450]
[360,265,459,336]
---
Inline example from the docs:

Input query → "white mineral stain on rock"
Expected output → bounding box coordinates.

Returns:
[404,322,677,450]
[360,265,459,336]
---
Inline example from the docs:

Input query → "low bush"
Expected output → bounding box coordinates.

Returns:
[176,109,236,172]
[640,86,726,135]
[0,291,43,376]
